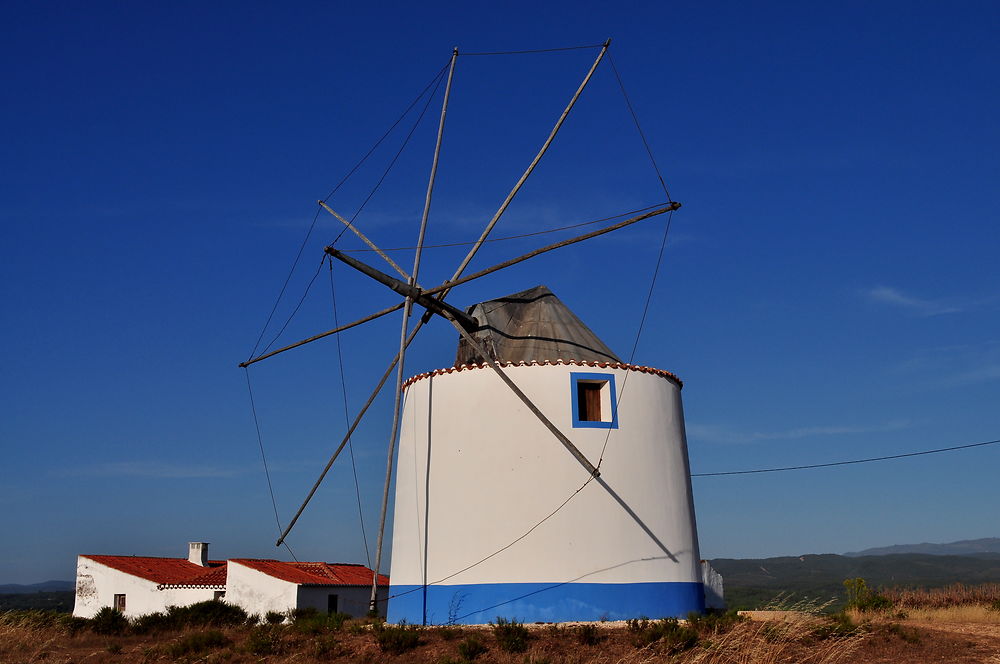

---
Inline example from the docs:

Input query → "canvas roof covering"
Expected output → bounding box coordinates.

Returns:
[455,285,621,367]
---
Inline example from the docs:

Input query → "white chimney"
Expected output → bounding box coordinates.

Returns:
[188,542,209,566]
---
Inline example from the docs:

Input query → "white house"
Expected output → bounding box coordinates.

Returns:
[73,542,387,619]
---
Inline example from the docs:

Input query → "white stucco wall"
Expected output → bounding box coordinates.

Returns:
[390,365,703,588]
[297,585,377,618]
[225,562,299,618]
[701,561,725,610]
[72,557,218,618]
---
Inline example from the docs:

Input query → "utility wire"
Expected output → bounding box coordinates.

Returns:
[328,261,372,568]
[692,437,1000,477]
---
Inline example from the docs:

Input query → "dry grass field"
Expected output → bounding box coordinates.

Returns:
[4,584,1000,664]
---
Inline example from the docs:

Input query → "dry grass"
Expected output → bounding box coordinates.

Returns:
[881,583,1000,609]
[899,605,1000,624]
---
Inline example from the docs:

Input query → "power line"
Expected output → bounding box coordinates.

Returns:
[691,437,1000,477]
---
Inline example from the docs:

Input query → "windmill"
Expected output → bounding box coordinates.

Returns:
[240,41,706,624]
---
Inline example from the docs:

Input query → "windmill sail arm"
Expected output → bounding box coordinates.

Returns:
[318,201,411,281]
[442,311,600,478]
[425,202,680,297]
[326,247,478,331]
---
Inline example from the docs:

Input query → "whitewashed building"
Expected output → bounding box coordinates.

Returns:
[388,286,722,624]
[73,542,386,619]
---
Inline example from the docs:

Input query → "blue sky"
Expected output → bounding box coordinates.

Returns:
[2,1,999,584]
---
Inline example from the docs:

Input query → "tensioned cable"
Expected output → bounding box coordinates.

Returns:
[607,51,672,203]
[692,437,1000,477]
[340,203,668,253]
[330,65,449,247]
[247,61,451,361]
[328,260,372,568]
[596,50,678,467]
[244,368,298,562]
[259,255,328,357]
[461,43,605,56]
[259,70,448,356]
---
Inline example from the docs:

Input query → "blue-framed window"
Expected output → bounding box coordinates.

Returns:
[570,372,618,429]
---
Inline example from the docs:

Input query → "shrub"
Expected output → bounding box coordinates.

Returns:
[686,609,746,634]
[576,623,602,645]
[166,630,230,657]
[167,600,248,627]
[265,610,286,625]
[844,578,893,612]
[629,617,698,652]
[91,606,128,635]
[245,625,285,655]
[492,617,530,653]
[457,635,488,661]
[130,611,176,634]
[292,610,351,634]
[373,621,422,654]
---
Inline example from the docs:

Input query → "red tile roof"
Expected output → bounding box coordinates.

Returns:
[84,555,387,588]
[231,559,388,587]
[83,556,227,587]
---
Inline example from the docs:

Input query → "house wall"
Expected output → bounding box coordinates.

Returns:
[225,562,298,618]
[297,585,378,618]
[72,557,217,618]
[389,364,705,624]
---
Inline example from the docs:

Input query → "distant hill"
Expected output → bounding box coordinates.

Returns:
[0,580,74,594]
[710,552,1000,610]
[844,537,1000,557]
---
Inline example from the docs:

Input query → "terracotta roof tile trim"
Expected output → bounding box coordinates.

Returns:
[402,359,682,390]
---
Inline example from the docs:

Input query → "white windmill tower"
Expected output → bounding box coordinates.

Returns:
[387,285,704,624]
[241,40,714,624]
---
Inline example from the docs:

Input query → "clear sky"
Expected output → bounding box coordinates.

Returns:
[2,1,999,584]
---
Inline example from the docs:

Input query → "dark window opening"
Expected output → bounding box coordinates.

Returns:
[577,381,604,422]
[327,594,339,614]
[113,594,126,612]
[214,591,225,601]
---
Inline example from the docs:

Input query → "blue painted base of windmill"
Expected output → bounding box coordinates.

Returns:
[386,581,706,625]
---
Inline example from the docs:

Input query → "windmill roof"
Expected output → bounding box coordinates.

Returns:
[455,285,621,366]
[82,555,228,587]
[231,559,388,586]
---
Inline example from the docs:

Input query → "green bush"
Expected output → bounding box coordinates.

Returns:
[492,617,530,653]
[373,621,422,654]
[165,630,230,657]
[457,635,488,661]
[292,610,351,634]
[843,578,893,612]
[686,609,746,634]
[130,611,176,634]
[245,625,286,655]
[576,623,602,645]
[91,606,128,635]
[629,618,698,652]
[265,610,286,624]
[166,600,248,627]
